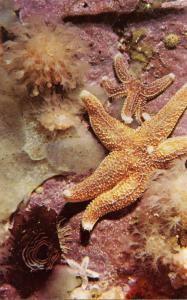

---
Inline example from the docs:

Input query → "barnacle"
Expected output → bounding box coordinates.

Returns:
[3,20,89,96]
[164,33,180,49]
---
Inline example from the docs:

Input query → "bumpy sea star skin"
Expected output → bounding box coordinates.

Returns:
[63,84,187,232]
[101,54,175,124]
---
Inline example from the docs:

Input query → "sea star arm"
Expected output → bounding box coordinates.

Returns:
[152,136,187,163]
[141,73,175,100]
[101,76,127,98]
[133,74,175,123]
[136,83,187,147]
[121,90,145,124]
[135,98,152,123]
[114,53,131,82]
[80,90,135,150]
[63,151,130,202]
[82,172,151,231]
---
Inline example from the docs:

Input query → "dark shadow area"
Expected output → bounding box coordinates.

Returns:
[59,201,88,221]
[64,7,185,29]
[0,206,61,298]
[80,227,90,246]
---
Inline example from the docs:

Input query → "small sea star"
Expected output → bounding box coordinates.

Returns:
[66,256,100,289]
[101,53,175,124]
[63,84,187,232]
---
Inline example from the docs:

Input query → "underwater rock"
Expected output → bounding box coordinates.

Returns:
[81,23,118,84]
[15,0,187,21]
[58,0,139,17]
[14,0,139,21]
[162,0,187,9]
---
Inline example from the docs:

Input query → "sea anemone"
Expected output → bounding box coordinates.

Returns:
[36,93,81,132]
[0,205,72,298]
[10,206,62,272]
[127,159,187,288]
[3,20,89,96]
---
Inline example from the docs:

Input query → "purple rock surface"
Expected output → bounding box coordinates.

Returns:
[14,0,139,21]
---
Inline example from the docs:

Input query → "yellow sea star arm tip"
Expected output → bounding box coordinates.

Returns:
[142,112,151,121]
[63,189,72,199]
[179,82,187,91]
[80,90,92,100]
[82,220,94,232]
[101,75,109,81]
[114,53,124,60]
[169,73,176,81]
[121,113,133,124]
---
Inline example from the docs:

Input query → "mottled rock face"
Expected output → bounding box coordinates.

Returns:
[13,0,187,22]
[61,0,139,16]
[14,0,140,21]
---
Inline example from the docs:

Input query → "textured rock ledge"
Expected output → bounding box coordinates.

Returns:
[14,0,139,21]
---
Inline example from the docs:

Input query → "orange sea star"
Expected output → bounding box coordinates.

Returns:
[101,54,175,124]
[63,84,187,232]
